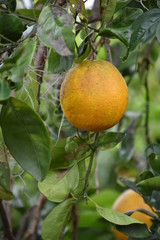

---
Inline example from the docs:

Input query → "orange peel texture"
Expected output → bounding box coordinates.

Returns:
[60,60,128,132]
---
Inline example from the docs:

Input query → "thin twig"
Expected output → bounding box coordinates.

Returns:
[34,44,48,112]
[87,38,104,60]
[83,133,99,198]
[75,20,98,33]
[16,207,34,240]
[73,0,82,21]
[0,200,15,240]
[5,201,12,228]
[105,38,112,63]
[71,203,78,240]
[88,0,101,24]
[24,193,46,239]
[144,73,151,145]
[90,40,98,60]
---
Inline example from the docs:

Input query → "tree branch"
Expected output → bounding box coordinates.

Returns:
[88,0,101,24]
[105,38,112,63]
[73,0,82,21]
[144,73,151,145]
[24,193,46,239]
[71,203,78,240]
[0,200,15,240]
[34,44,48,112]
[16,207,34,240]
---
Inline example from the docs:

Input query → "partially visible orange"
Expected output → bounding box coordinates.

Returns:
[60,60,128,132]
[112,189,157,240]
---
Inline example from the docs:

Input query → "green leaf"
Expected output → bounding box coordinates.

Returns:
[16,8,40,19]
[119,178,140,193]
[0,38,36,91]
[41,198,74,240]
[113,7,143,28]
[38,163,79,202]
[145,144,160,174]
[115,0,132,11]
[0,14,23,42]
[114,223,151,239]
[94,132,126,150]
[74,43,91,63]
[77,31,93,56]
[37,5,75,56]
[88,191,150,237]
[156,23,160,43]
[47,49,74,73]
[100,0,117,30]
[16,70,38,110]
[0,80,11,101]
[99,27,131,47]
[51,137,88,170]
[107,7,145,59]
[137,170,154,182]
[51,139,75,170]
[137,176,160,195]
[90,198,145,226]
[125,9,160,59]
[0,97,51,181]
[73,159,87,198]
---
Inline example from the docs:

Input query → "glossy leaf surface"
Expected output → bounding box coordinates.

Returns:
[94,132,126,150]
[0,80,11,101]
[137,176,160,195]
[0,97,51,181]
[125,9,160,59]
[38,163,79,202]
[37,5,75,56]
[0,14,24,42]
[47,49,74,73]
[41,198,74,240]
[100,0,117,30]
[0,38,36,91]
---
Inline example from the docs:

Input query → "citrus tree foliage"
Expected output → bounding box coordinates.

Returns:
[0,0,160,239]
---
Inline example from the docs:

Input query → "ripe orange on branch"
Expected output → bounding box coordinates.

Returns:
[112,189,157,240]
[60,60,128,132]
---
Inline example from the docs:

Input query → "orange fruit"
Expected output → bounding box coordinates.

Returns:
[60,60,128,132]
[112,189,157,240]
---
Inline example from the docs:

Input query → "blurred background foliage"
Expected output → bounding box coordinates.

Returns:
[0,0,160,239]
